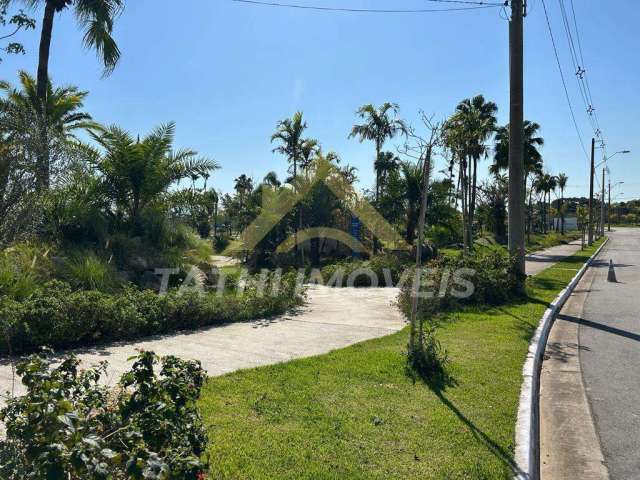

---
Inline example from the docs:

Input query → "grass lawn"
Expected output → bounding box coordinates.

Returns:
[199,241,602,479]
[440,231,581,260]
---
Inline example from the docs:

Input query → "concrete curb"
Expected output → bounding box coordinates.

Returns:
[514,237,610,480]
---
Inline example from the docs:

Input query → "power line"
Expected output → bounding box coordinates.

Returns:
[540,0,590,160]
[231,0,503,14]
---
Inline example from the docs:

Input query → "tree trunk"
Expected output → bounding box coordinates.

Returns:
[470,155,478,239]
[561,191,565,234]
[35,1,56,191]
[373,143,381,255]
[409,146,433,354]
[460,160,469,255]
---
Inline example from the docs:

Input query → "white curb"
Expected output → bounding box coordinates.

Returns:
[514,237,610,480]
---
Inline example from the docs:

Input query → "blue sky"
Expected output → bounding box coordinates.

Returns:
[3,0,639,200]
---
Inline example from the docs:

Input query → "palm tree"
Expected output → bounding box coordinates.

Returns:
[0,70,98,188]
[557,173,568,234]
[233,174,253,211]
[375,151,400,198]
[0,70,96,136]
[492,120,544,238]
[453,95,497,233]
[271,112,307,187]
[262,171,281,188]
[349,102,406,253]
[401,160,423,245]
[299,138,319,174]
[89,122,218,228]
[15,0,124,105]
[12,0,124,190]
[491,121,544,180]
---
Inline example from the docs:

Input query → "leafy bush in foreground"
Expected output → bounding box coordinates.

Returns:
[0,271,303,355]
[0,351,208,479]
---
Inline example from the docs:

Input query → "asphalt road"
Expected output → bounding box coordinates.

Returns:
[579,228,640,479]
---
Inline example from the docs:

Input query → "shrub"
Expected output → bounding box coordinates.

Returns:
[0,242,53,301]
[1,272,304,355]
[320,254,407,287]
[0,351,208,479]
[399,250,523,317]
[59,251,122,292]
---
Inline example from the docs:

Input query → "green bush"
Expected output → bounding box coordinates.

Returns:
[320,254,407,287]
[1,272,303,355]
[399,250,523,317]
[0,351,208,479]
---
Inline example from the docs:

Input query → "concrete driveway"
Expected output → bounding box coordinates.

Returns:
[0,285,405,399]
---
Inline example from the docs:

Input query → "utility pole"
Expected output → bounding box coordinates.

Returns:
[601,167,606,237]
[608,180,611,232]
[508,0,526,278]
[588,138,595,245]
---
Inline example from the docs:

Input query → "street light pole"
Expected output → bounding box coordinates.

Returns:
[588,138,595,245]
[601,167,606,237]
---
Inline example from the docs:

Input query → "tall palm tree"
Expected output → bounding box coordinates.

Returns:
[492,120,544,238]
[233,174,253,211]
[453,95,497,233]
[271,111,307,187]
[13,0,124,190]
[349,102,406,253]
[491,121,544,180]
[16,0,124,105]
[557,173,568,234]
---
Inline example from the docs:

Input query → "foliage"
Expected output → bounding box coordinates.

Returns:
[320,254,407,287]
[0,350,208,479]
[1,271,303,355]
[0,242,52,300]
[60,250,121,292]
[0,1,35,63]
[89,122,219,231]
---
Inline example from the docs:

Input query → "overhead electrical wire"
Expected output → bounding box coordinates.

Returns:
[540,0,590,160]
[231,0,504,14]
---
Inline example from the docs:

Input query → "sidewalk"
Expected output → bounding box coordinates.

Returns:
[525,239,583,276]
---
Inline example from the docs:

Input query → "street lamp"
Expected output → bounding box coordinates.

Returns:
[608,181,625,231]
[598,150,630,236]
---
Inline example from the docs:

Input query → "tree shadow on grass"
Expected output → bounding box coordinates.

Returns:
[410,369,526,478]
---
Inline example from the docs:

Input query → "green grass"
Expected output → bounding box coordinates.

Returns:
[199,241,602,479]
[440,231,581,260]
[525,231,581,253]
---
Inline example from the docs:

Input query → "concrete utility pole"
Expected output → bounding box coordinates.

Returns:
[608,180,611,232]
[588,138,595,245]
[601,168,606,237]
[509,0,526,278]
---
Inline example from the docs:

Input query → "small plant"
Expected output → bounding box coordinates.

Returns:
[61,250,121,292]
[407,324,448,380]
[0,351,209,479]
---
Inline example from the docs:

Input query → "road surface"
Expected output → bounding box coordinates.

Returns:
[541,228,640,479]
